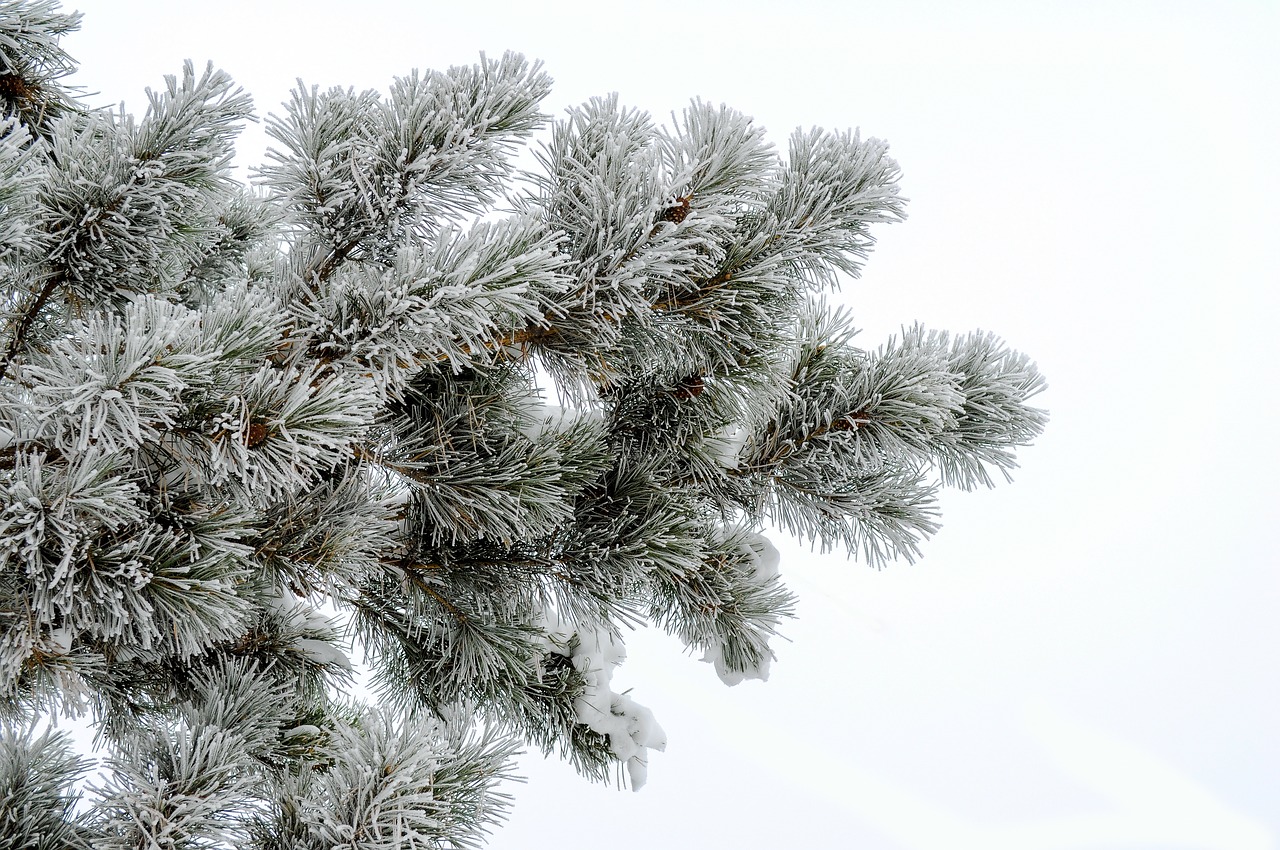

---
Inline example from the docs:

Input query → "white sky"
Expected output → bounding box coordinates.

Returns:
[61,1,1279,847]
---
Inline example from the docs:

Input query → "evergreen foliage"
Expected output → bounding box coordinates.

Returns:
[0,2,1047,846]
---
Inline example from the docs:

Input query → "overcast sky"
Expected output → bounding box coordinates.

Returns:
[62,1,1279,847]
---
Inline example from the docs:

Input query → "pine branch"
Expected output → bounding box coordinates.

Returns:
[0,270,56,379]
[0,5,1047,838]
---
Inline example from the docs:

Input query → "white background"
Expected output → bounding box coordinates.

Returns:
[61,1,1279,847]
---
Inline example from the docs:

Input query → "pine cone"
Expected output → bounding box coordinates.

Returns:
[832,410,872,431]
[0,73,33,100]
[669,374,705,400]
[659,195,692,224]
[246,419,271,447]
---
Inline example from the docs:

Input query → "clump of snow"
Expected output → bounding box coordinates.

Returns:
[710,425,750,470]
[532,605,575,650]
[550,626,667,790]
[295,638,353,671]
[281,724,322,740]
[700,530,780,687]
[266,588,354,672]
[743,529,781,582]
[700,639,771,687]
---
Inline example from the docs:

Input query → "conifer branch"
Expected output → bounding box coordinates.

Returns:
[0,271,58,379]
[0,5,1045,839]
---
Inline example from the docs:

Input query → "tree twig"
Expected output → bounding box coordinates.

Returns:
[0,274,60,381]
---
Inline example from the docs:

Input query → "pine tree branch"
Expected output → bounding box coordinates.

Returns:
[652,267,736,313]
[0,22,1045,830]
[437,263,739,366]
[306,235,364,287]
[0,272,59,380]
[395,559,468,624]
[747,408,877,473]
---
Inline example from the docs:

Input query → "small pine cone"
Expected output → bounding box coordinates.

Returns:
[659,195,692,224]
[832,411,871,431]
[669,375,705,400]
[0,74,33,101]
[246,419,270,447]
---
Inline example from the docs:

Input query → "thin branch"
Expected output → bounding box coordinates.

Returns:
[397,560,468,624]
[0,273,59,380]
